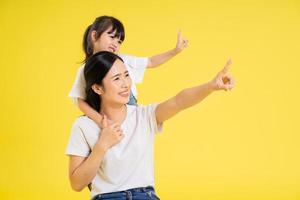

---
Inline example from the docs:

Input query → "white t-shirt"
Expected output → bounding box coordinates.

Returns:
[65,104,163,198]
[69,54,148,104]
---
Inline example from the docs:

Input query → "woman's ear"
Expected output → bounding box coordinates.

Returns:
[92,84,103,95]
[91,30,98,42]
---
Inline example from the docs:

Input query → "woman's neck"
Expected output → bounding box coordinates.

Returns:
[100,103,127,125]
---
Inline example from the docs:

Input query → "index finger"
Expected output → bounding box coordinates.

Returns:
[177,29,182,40]
[221,58,232,74]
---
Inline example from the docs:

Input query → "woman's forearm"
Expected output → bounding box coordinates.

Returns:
[175,81,214,110]
[70,142,107,191]
[156,82,214,125]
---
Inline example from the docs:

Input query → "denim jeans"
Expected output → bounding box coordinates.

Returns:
[127,92,137,106]
[92,186,160,200]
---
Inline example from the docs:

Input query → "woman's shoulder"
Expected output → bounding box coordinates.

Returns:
[127,104,159,117]
[72,115,99,132]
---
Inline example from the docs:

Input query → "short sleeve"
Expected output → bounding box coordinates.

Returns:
[120,54,148,84]
[68,65,86,104]
[145,104,163,134]
[65,122,91,157]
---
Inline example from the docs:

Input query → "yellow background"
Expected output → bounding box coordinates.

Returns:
[0,0,299,199]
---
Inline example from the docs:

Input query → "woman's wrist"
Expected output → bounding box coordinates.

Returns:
[173,47,181,55]
[206,81,217,92]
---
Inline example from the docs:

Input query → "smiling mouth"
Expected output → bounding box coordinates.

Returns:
[119,91,129,97]
[108,47,116,52]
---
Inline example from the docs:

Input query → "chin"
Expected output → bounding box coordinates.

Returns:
[114,97,129,105]
[122,98,130,104]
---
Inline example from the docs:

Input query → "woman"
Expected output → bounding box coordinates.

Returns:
[66,51,234,200]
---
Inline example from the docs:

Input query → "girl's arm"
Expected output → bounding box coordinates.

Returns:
[147,31,188,68]
[78,98,103,126]
[156,59,235,125]
[69,116,124,191]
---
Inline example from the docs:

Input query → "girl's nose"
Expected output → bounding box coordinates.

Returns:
[112,38,119,47]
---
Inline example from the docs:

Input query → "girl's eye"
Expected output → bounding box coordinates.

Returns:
[114,77,120,81]
[118,40,122,44]
[125,73,129,77]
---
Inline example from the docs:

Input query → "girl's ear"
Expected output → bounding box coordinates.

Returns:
[92,84,104,95]
[91,30,98,42]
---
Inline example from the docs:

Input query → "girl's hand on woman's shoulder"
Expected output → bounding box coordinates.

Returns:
[97,115,124,151]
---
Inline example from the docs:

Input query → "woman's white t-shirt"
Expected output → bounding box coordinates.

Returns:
[65,104,162,198]
[69,54,148,104]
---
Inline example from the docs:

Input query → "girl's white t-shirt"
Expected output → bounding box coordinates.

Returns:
[69,54,148,104]
[65,104,162,198]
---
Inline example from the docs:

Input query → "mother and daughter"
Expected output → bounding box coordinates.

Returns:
[66,16,234,200]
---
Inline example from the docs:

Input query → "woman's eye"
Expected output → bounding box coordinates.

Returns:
[114,77,120,81]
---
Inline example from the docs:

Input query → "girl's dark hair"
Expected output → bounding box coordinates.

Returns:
[84,51,124,112]
[83,16,125,62]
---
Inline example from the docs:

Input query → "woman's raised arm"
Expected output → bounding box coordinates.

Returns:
[155,59,234,125]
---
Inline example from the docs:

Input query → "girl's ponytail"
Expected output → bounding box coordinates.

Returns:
[83,24,93,62]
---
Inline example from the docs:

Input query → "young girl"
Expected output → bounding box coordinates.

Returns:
[66,51,234,200]
[69,16,188,126]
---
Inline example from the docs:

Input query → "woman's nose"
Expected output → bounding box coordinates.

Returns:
[122,78,131,88]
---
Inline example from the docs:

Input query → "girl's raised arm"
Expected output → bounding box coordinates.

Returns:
[147,31,188,68]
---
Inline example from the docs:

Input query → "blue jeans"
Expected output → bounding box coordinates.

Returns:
[127,92,137,106]
[92,186,160,200]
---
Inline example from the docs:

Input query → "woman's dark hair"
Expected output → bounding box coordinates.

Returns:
[83,16,125,62]
[84,51,124,112]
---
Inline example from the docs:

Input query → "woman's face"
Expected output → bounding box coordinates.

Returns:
[93,27,122,54]
[99,59,132,106]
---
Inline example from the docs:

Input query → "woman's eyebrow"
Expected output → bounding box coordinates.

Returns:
[111,73,121,79]
[110,70,129,79]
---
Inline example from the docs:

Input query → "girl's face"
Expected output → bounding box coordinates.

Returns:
[99,59,132,106]
[93,27,123,54]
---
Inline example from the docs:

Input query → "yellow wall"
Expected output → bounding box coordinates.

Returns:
[0,0,299,199]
